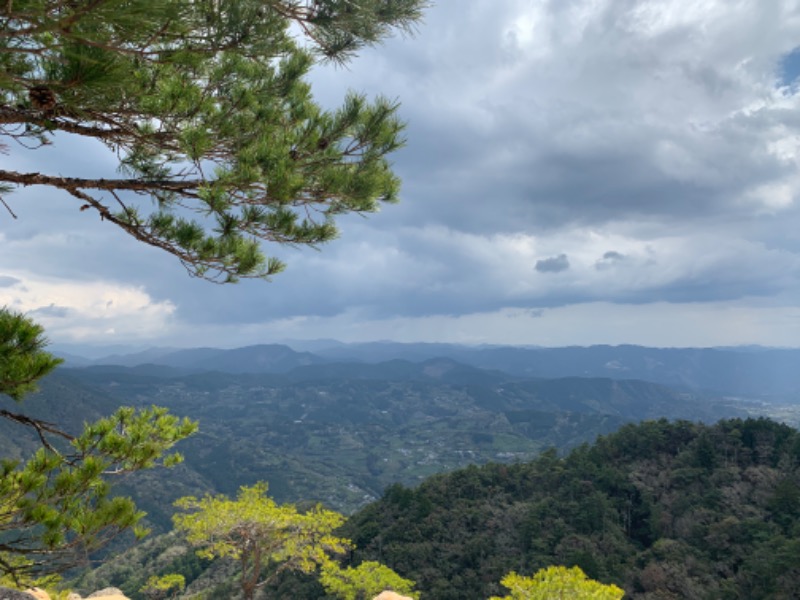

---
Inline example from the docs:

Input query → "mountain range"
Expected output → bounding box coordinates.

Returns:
[11,341,795,598]
[54,341,800,401]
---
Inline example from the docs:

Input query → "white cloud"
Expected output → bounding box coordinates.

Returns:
[173,301,800,349]
[0,270,176,341]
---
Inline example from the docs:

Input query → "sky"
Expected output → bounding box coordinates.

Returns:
[4,0,800,349]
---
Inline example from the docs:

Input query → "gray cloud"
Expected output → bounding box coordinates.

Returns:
[29,304,71,318]
[535,254,570,274]
[0,275,20,288]
[311,1,800,241]
[596,251,627,270]
[3,1,800,347]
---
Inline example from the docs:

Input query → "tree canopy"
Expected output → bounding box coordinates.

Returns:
[140,573,186,600]
[319,560,419,600]
[0,308,197,584]
[173,482,351,599]
[490,566,624,600]
[0,0,427,281]
[341,417,800,599]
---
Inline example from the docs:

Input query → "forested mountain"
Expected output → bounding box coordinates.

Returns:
[71,362,750,520]
[339,418,800,599]
[6,358,752,530]
[71,418,800,600]
[10,349,796,598]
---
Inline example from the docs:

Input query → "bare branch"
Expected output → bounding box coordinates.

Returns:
[0,195,17,218]
[0,168,202,194]
[0,408,73,452]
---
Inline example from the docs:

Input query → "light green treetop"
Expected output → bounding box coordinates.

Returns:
[140,573,186,599]
[490,566,625,600]
[320,559,419,600]
[173,482,351,599]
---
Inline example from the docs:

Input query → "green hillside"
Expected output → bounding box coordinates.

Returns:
[340,418,800,599]
[70,417,800,599]
[64,363,746,522]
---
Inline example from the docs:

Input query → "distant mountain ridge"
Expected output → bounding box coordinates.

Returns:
[59,341,800,400]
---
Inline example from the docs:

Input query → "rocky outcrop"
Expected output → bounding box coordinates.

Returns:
[372,592,415,600]
[86,590,127,599]
[0,588,131,600]
[0,588,37,600]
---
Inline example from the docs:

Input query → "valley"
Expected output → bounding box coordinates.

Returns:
[9,342,794,524]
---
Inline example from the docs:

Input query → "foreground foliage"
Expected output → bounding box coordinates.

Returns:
[319,560,419,600]
[171,482,418,599]
[490,566,624,600]
[0,309,197,583]
[173,482,350,599]
[140,573,185,599]
[1,0,426,281]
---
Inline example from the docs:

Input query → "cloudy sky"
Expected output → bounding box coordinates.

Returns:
[4,0,800,349]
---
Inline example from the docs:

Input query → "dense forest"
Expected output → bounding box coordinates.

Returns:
[72,417,800,599]
[337,417,800,599]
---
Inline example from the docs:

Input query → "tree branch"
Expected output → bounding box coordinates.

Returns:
[0,408,73,452]
[0,195,17,218]
[0,168,202,194]
[0,107,188,156]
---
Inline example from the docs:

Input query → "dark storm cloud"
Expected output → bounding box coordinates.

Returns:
[535,254,570,273]
[318,36,784,256]
[4,1,800,346]
[395,82,798,233]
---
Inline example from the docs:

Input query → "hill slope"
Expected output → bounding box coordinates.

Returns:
[70,418,800,600]
[63,362,745,522]
[341,418,800,599]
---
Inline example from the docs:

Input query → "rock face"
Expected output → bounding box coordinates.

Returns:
[0,588,37,600]
[85,590,129,600]
[0,586,130,600]
[372,592,415,600]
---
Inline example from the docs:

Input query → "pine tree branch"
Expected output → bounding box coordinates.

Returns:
[0,168,202,195]
[0,195,17,218]
[0,106,169,147]
[0,106,142,140]
[63,187,229,280]
[0,408,74,451]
